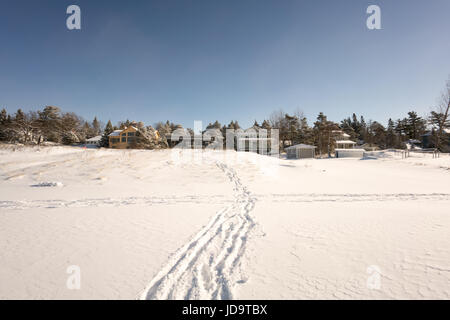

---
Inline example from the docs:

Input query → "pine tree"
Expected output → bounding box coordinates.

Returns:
[359,116,367,142]
[206,121,221,130]
[261,120,271,130]
[100,120,113,147]
[351,113,361,137]
[340,117,357,140]
[369,121,387,149]
[82,122,92,140]
[429,111,450,150]
[92,117,100,136]
[406,111,426,139]
[386,118,397,148]
[0,108,8,141]
[314,113,338,156]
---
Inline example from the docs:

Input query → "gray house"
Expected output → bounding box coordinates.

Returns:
[286,144,316,159]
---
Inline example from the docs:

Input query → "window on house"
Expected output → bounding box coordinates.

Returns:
[128,132,135,136]
[121,137,126,142]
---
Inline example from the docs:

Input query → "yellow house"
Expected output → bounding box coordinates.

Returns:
[108,126,138,149]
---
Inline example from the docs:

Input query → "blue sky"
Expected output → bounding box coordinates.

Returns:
[1,0,449,129]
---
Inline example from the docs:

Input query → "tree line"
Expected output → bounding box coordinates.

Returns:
[1,80,449,152]
[0,106,101,145]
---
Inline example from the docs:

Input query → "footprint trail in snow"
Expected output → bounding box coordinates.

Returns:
[139,161,257,300]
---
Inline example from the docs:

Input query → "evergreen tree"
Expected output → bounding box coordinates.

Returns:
[359,116,367,142]
[386,118,397,148]
[206,120,221,130]
[369,121,387,148]
[405,111,426,139]
[313,112,338,156]
[261,120,271,130]
[100,120,114,147]
[429,111,450,150]
[351,113,361,137]
[0,108,9,141]
[284,114,300,144]
[92,117,100,136]
[82,122,93,140]
[340,117,357,140]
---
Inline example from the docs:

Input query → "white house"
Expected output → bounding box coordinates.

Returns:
[85,135,102,147]
[335,140,357,149]
[333,131,365,157]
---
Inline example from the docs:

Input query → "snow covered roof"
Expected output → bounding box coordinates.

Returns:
[86,135,102,142]
[336,140,356,144]
[286,144,316,149]
[342,133,350,138]
[109,130,122,137]
[444,128,450,134]
[108,126,139,137]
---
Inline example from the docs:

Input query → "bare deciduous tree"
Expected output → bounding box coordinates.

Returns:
[429,78,450,151]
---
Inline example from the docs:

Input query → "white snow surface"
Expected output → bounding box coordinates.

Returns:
[0,146,449,299]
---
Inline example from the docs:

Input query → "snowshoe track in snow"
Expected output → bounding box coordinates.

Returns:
[139,162,256,300]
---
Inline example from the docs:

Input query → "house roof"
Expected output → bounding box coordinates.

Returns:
[286,144,316,149]
[108,130,122,137]
[108,126,139,137]
[86,135,102,142]
[336,140,356,144]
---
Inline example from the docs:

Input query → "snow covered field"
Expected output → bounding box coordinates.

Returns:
[0,146,449,299]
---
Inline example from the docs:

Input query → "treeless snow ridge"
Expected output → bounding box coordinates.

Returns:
[0,146,449,299]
